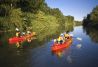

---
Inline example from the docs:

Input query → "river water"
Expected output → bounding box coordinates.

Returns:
[0,26,98,67]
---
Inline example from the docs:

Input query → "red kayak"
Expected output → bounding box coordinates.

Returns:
[51,36,72,51]
[8,33,34,44]
[9,36,25,44]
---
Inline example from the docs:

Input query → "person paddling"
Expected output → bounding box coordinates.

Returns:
[64,33,70,39]
[15,28,20,37]
[56,36,64,44]
[26,31,32,42]
[15,28,21,48]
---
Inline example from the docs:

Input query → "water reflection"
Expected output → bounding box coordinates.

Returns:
[51,45,71,58]
[0,23,74,67]
[51,49,64,58]
[1,26,98,67]
[83,26,98,43]
[76,44,82,49]
[66,55,73,63]
[0,40,2,47]
[51,44,74,64]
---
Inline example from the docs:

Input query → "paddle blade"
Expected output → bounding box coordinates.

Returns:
[76,37,82,41]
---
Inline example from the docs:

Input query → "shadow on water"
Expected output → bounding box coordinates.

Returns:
[83,26,98,43]
[51,45,72,59]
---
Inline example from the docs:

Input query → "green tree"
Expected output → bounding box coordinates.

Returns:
[90,6,98,23]
[17,0,45,13]
[8,8,23,31]
[0,5,10,17]
[83,5,98,27]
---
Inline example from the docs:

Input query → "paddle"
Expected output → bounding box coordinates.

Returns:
[69,34,82,41]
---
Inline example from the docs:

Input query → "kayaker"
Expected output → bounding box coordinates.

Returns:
[60,33,65,37]
[64,33,70,39]
[54,39,58,44]
[26,30,32,42]
[27,31,31,34]
[60,33,65,40]
[21,32,25,36]
[54,39,57,43]
[53,33,65,44]
[15,28,20,37]
[57,36,64,44]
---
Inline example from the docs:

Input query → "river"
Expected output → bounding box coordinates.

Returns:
[0,26,98,67]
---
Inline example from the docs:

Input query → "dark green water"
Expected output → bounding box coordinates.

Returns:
[0,26,98,67]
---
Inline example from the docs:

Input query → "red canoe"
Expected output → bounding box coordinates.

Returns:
[9,36,25,44]
[8,33,34,44]
[51,36,72,51]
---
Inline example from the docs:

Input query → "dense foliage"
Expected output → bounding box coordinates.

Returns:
[74,21,82,26]
[83,5,98,28]
[0,0,74,41]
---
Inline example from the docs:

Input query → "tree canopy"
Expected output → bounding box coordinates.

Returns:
[83,5,98,27]
[0,0,74,36]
